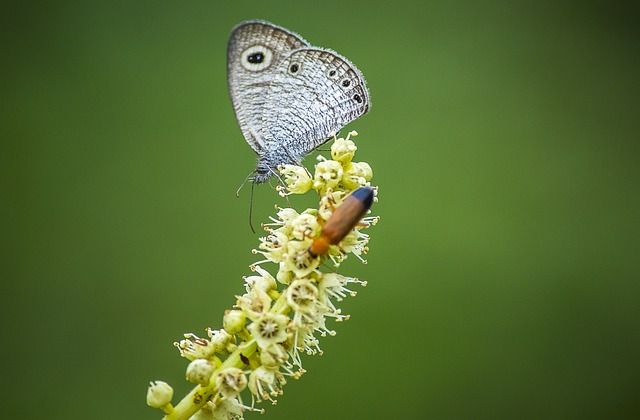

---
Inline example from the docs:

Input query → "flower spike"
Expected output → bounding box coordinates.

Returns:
[149,132,379,419]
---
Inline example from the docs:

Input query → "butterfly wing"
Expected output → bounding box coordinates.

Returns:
[261,48,370,161]
[227,21,309,153]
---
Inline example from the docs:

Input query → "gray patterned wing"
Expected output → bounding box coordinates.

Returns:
[227,21,309,153]
[261,48,370,161]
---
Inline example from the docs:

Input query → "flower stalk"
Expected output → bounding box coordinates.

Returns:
[148,131,379,419]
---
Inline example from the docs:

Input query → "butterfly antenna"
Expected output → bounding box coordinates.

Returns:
[236,171,257,233]
[248,180,256,233]
[236,171,254,198]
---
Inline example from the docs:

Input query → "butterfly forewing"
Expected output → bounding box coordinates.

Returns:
[227,21,309,153]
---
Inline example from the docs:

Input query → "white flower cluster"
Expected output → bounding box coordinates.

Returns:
[148,132,379,420]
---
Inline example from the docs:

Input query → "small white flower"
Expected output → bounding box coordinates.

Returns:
[287,279,323,329]
[276,262,295,285]
[341,161,373,190]
[197,397,260,419]
[247,313,290,350]
[331,135,358,164]
[289,326,324,366]
[290,212,320,241]
[174,329,229,361]
[317,189,347,221]
[215,367,247,399]
[243,265,277,293]
[286,279,319,314]
[256,231,290,263]
[318,273,366,316]
[210,398,247,420]
[260,344,289,370]
[236,286,272,321]
[270,207,299,235]
[249,366,287,404]
[206,328,235,353]
[313,160,343,191]
[282,238,320,279]
[279,164,312,194]
[339,229,370,260]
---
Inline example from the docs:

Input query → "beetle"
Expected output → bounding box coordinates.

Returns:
[309,187,375,257]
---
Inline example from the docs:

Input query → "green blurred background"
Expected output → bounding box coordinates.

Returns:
[2,1,639,418]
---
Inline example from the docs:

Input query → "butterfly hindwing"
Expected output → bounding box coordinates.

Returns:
[262,48,370,160]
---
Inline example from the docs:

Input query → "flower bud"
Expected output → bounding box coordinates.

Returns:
[223,310,246,335]
[146,380,173,408]
[185,359,215,386]
[331,136,357,163]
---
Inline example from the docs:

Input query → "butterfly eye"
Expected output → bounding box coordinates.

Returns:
[240,45,273,71]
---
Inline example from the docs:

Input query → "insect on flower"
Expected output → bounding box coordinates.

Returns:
[309,187,374,257]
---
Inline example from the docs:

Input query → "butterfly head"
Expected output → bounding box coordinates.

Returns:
[252,162,273,184]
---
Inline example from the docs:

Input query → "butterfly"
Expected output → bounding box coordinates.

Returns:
[227,20,370,184]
